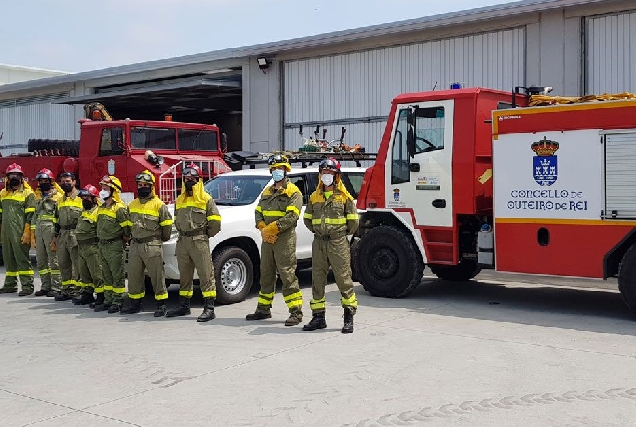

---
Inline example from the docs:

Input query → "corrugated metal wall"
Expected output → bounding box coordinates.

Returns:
[0,101,79,156]
[283,28,526,152]
[586,11,636,94]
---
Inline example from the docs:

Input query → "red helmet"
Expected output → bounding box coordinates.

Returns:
[6,163,23,175]
[79,184,100,198]
[182,163,202,178]
[36,168,55,181]
[319,157,341,173]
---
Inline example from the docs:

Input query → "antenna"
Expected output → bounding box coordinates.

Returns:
[432,81,438,91]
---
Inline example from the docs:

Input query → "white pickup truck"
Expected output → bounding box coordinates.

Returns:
[161,166,367,304]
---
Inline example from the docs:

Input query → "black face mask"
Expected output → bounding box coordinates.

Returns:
[9,177,21,187]
[60,183,74,193]
[82,200,94,210]
[39,182,52,192]
[185,181,196,191]
[137,187,152,198]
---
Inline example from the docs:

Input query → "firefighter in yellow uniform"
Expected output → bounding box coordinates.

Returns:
[53,172,82,301]
[166,163,221,322]
[95,175,131,313]
[0,163,36,296]
[246,154,304,326]
[121,170,173,317]
[73,185,104,306]
[302,157,359,333]
[32,168,63,297]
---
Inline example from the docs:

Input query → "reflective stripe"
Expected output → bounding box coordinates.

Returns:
[2,194,26,202]
[310,297,326,310]
[103,285,113,291]
[175,200,208,210]
[83,283,94,288]
[61,279,77,286]
[257,291,275,306]
[303,212,313,219]
[206,214,221,221]
[112,287,126,294]
[262,210,285,217]
[179,290,194,297]
[76,282,85,288]
[341,294,358,308]
[81,210,99,222]
[37,214,57,222]
[98,210,117,219]
[18,270,35,276]
[284,291,303,302]
[311,217,347,225]
[50,270,60,275]
[39,268,51,275]
[59,198,83,209]
[159,219,173,226]
[286,205,300,216]
[255,206,262,213]
[286,299,303,308]
[25,207,35,213]
[128,292,145,299]
[31,225,36,230]
[5,271,18,277]
[346,213,359,220]
[202,290,217,298]
[94,287,104,293]
[129,208,158,217]
[120,220,133,227]
[155,292,168,301]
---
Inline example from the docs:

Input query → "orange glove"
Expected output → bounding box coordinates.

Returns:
[50,238,57,252]
[30,230,36,248]
[21,224,32,245]
[257,221,266,230]
[261,222,279,244]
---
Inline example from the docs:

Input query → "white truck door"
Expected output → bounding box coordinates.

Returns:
[385,100,454,227]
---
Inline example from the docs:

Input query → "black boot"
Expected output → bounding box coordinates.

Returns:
[342,308,354,334]
[54,292,72,301]
[197,298,216,322]
[18,289,34,297]
[73,292,95,305]
[246,310,272,321]
[166,297,191,318]
[0,287,17,294]
[35,289,50,297]
[154,302,167,317]
[302,312,327,331]
[90,293,105,309]
[120,299,142,314]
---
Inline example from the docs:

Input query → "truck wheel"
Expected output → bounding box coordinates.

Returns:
[357,225,424,298]
[214,246,254,305]
[618,244,636,315]
[428,260,481,282]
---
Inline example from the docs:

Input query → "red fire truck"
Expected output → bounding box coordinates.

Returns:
[0,104,232,204]
[353,86,636,314]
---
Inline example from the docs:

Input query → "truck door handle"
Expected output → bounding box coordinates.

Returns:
[409,163,420,172]
[432,199,446,208]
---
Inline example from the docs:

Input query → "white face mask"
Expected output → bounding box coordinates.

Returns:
[99,189,111,201]
[321,174,334,187]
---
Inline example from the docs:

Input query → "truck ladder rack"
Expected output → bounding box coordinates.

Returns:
[224,150,378,169]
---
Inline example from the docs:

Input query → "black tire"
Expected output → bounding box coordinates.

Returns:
[428,259,481,282]
[618,244,636,315]
[28,139,80,156]
[356,225,424,298]
[213,246,254,305]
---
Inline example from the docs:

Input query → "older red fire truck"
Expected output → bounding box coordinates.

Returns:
[0,103,232,204]
[353,86,636,314]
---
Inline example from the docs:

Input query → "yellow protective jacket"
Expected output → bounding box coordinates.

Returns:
[175,179,221,237]
[255,178,302,233]
[0,182,36,240]
[56,189,83,234]
[128,195,173,242]
[304,176,359,238]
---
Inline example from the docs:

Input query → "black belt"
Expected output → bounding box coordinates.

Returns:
[60,225,76,230]
[132,236,160,244]
[99,237,121,244]
[77,237,98,245]
[179,229,206,237]
[317,232,347,241]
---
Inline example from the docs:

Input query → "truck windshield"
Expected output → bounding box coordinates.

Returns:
[130,127,176,150]
[204,175,271,206]
[178,129,219,151]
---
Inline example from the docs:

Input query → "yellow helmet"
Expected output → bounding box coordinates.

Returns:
[99,175,122,192]
[135,170,155,184]
[268,154,291,172]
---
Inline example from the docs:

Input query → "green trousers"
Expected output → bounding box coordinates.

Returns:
[255,231,302,315]
[77,242,104,294]
[58,229,79,296]
[310,236,358,315]
[127,241,167,302]
[1,235,34,292]
[35,223,60,292]
[176,235,216,299]
[98,240,126,305]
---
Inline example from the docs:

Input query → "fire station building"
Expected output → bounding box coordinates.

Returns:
[0,0,634,156]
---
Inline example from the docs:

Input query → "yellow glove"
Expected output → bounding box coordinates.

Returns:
[31,230,36,248]
[21,224,32,245]
[257,221,266,230]
[261,222,279,244]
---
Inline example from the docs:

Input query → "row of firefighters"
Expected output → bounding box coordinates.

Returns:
[0,154,359,333]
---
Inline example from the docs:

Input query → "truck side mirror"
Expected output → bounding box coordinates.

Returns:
[406,109,415,158]
[221,133,228,153]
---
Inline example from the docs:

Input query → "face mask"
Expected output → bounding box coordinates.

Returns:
[39,182,52,192]
[99,190,111,201]
[60,183,74,193]
[272,170,285,182]
[321,174,335,187]
[137,187,152,198]
[185,181,196,191]
[9,177,21,187]
[82,200,94,210]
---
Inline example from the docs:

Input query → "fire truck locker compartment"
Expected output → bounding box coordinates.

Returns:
[492,128,630,278]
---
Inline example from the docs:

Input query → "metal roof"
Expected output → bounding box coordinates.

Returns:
[0,0,609,96]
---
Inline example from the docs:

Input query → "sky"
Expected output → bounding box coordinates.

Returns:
[2,0,516,73]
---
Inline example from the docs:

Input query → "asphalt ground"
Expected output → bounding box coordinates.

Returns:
[1,265,636,426]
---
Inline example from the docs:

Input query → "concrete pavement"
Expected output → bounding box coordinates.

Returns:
[1,267,636,426]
